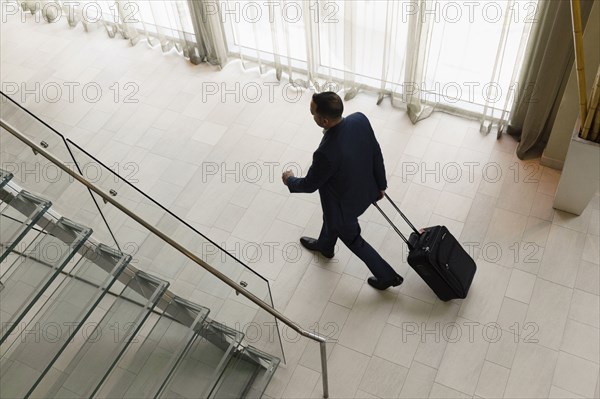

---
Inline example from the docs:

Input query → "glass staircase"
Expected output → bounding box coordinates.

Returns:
[0,166,280,399]
[1,90,331,398]
[0,92,284,398]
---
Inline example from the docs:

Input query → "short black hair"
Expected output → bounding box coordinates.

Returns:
[312,91,343,119]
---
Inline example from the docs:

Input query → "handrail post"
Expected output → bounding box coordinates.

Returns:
[305,331,329,398]
[320,340,329,398]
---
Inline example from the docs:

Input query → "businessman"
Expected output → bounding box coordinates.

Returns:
[282,92,403,290]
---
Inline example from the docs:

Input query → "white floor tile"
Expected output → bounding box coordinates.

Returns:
[474,360,510,399]
[330,274,364,309]
[429,383,471,398]
[483,208,527,268]
[554,207,593,234]
[434,191,473,223]
[277,196,318,228]
[552,351,599,398]
[435,316,490,396]
[413,300,460,369]
[505,269,537,304]
[459,193,497,247]
[539,225,586,288]
[358,356,408,398]
[496,297,528,334]
[373,323,418,369]
[337,284,397,356]
[485,329,518,369]
[283,265,340,328]
[569,289,600,328]
[458,260,511,325]
[525,278,572,350]
[583,233,600,265]
[588,209,600,236]
[548,385,585,398]
[530,192,556,221]
[231,190,287,242]
[353,389,378,398]
[575,260,600,295]
[504,342,558,399]
[403,135,430,158]
[560,319,600,363]
[443,168,484,200]
[281,364,320,399]
[398,360,437,398]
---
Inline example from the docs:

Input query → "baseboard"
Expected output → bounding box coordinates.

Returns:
[540,155,564,170]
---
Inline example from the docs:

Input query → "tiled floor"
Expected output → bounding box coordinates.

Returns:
[2,12,599,399]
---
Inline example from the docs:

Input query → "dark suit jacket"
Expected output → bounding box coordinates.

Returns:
[287,112,387,227]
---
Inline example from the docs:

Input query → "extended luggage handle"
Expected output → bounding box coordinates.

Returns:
[373,193,420,251]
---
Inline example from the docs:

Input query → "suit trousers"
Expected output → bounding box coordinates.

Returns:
[317,215,398,281]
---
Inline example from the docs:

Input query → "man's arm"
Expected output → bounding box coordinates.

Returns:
[359,112,387,192]
[373,141,387,191]
[371,130,387,193]
[283,151,334,193]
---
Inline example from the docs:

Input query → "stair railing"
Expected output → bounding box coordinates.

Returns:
[0,118,330,399]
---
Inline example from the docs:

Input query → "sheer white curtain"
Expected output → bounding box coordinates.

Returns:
[18,0,226,65]
[402,0,435,123]
[219,0,539,125]
[220,1,410,95]
[474,0,538,135]
[19,0,539,124]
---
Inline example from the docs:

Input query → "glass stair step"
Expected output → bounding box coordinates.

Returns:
[0,243,131,399]
[0,217,92,344]
[31,271,170,398]
[157,320,245,399]
[0,227,43,280]
[0,190,52,263]
[210,346,281,399]
[0,169,13,190]
[95,296,210,399]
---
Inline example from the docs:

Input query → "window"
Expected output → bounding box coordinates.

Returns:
[219,0,538,117]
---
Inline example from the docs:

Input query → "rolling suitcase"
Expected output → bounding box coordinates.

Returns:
[374,194,476,301]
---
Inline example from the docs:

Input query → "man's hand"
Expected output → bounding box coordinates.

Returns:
[282,170,295,186]
[377,190,385,201]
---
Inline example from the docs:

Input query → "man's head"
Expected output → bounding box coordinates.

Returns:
[310,91,343,130]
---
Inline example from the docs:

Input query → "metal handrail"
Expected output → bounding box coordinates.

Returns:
[0,119,330,398]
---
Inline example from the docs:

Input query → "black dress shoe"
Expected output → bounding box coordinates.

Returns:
[299,236,334,259]
[367,274,404,290]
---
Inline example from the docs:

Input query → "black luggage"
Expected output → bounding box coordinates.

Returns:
[374,194,476,301]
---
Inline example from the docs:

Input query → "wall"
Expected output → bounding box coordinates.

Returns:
[542,0,600,170]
